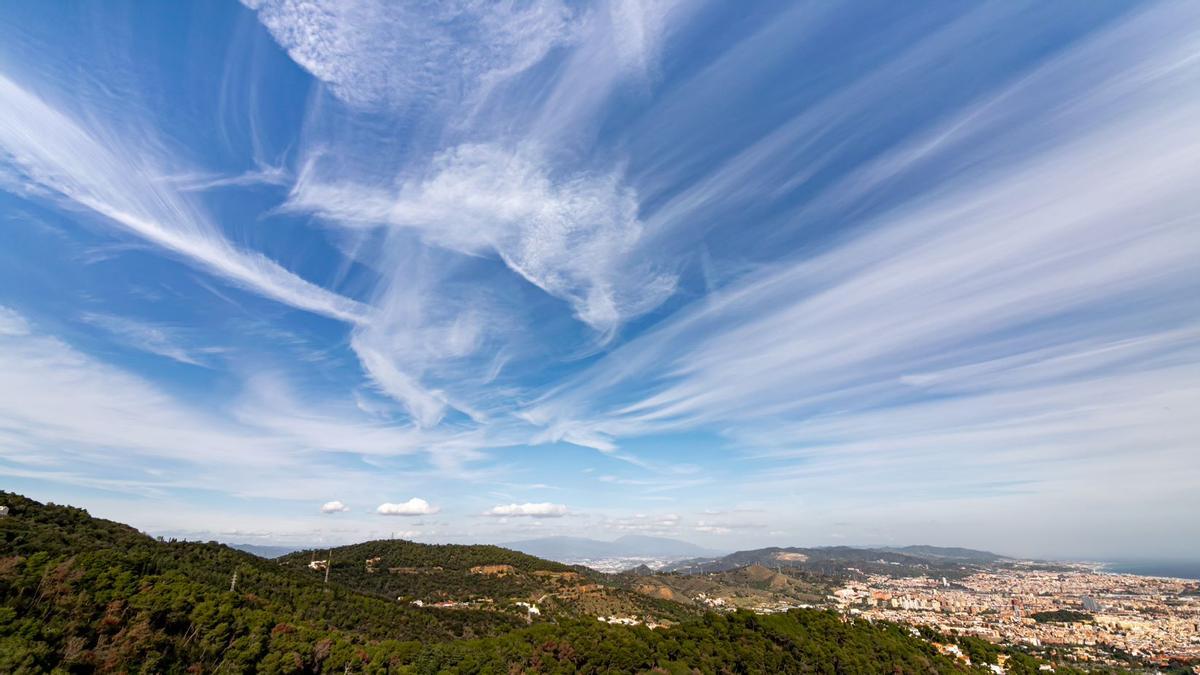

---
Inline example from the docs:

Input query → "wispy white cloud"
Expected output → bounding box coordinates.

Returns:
[244,0,575,110]
[80,312,210,366]
[606,0,682,79]
[519,3,1200,540]
[0,306,30,336]
[292,144,675,335]
[516,0,693,146]
[693,517,763,535]
[346,336,454,429]
[0,311,276,466]
[167,164,291,192]
[0,309,498,506]
[230,372,488,464]
[597,474,710,493]
[287,142,676,426]
[602,512,680,534]
[529,0,1200,432]
[0,73,368,325]
[240,0,696,426]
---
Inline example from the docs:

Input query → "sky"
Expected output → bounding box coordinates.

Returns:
[0,0,1197,561]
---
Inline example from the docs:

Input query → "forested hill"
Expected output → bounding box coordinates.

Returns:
[280,538,575,574]
[1,492,1083,674]
[277,538,698,624]
[0,492,524,672]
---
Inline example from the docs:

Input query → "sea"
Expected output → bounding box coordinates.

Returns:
[1099,561,1200,581]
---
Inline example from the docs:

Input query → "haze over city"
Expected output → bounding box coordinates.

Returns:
[2,0,1198,565]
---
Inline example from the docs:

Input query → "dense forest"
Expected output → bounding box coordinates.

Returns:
[0,492,1102,673]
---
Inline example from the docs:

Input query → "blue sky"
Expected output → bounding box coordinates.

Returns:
[1,0,1197,560]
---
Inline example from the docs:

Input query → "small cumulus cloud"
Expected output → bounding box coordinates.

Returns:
[484,502,568,518]
[320,500,349,513]
[377,498,439,516]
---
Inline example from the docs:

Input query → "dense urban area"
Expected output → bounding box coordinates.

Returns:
[832,564,1199,668]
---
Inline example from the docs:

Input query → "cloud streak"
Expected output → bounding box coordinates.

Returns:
[0,73,368,324]
[79,312,210,366]
[0,309,500,508]
[522,2,1200,531]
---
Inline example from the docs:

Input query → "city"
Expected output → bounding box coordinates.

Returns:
[832,564,1200,667]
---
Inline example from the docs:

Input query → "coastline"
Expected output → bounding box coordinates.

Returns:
[1093,560,1200,581]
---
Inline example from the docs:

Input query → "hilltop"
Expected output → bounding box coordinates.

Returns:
[277,538,695,623]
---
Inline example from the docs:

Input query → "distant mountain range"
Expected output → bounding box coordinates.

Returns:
[663,544,1008,578]
[232,539,1006,574]
[880,545,1007,563]
[229,543,303,558]
[502,534,724,562]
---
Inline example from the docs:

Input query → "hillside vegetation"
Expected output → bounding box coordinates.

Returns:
[278,539,698,623]
[0,492,521,672]
[612,563,832,612]
[1,492,1086,674]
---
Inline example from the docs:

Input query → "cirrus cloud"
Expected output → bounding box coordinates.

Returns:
[243,0,575,110]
